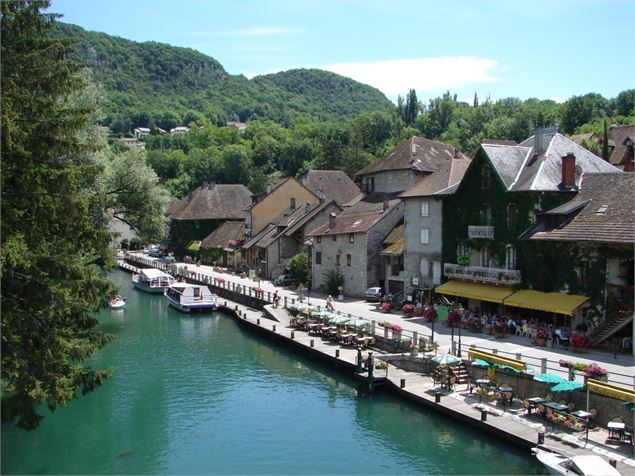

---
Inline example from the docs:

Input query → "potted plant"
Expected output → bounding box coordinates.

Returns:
[391,323,402,341]
[585,363,608,381]
[401,303,416,316]
[570,334,589,353]
[379,321,392,338]
[559,359,574,368]
[380,301,392,313]
[534,327,548,346]
[422,305,437,322]
[407,340,418,356]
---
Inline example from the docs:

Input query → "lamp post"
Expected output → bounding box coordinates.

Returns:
[457,306,463,357]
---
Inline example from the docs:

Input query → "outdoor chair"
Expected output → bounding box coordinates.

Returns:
[623,427,633,445]
[523,399,531,415]
[537,403,546,415]
[545,393,553,402]
[558,399,566,405]
[567,402,575,412]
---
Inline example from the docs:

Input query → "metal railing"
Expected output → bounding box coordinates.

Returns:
[444,263,522,285]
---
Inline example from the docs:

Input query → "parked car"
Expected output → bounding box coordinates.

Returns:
[364,287,383,301]
[274,274,298,286]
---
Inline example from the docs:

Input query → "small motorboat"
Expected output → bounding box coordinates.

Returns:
[164,283,217,313]
[109,295,126,310]
[531,445,621,476]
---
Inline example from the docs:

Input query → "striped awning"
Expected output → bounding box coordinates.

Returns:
[434,280,514,304]
[587,379,635,403]
[467,348,526,371]
[503,290,589,316]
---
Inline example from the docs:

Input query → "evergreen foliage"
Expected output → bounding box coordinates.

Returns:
[287,253,310,287]
[1,0,116,429]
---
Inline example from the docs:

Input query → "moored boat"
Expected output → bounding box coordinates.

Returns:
[164,282,218,313]
[531,445,621,476]
[132,268,176,294]
[109,295,126,309]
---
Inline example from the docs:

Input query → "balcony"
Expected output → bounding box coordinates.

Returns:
[468,226,494,239]
[444,263,521,285]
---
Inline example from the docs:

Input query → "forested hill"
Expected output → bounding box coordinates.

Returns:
[53,23,395,132]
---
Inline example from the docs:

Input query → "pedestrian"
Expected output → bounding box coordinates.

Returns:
[273,290,280,308]
[326,295,334,312]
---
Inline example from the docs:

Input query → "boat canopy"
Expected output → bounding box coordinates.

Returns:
[139,268,171,279]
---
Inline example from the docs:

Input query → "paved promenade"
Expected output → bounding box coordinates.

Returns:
[155,257,634,388]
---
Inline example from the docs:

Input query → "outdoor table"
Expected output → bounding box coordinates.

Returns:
[526,397,545,415]
[571,410,591,419]
[608,421,626,440]
[544,402,569,412]
[476,379,490,387]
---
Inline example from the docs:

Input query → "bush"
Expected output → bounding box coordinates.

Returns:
[120,238,129,249]
[570,334,589,349]
[287,253,310,286]
[401,303,416,314]
[324,268,344,295]
[129,237,142,250]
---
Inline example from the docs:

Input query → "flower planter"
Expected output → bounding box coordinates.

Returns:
[572,346,588,354]
[495,332,505,339]
[535,337,547,347]
[383,328,390,339]
[410,348,419,357]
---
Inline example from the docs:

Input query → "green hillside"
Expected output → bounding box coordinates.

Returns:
[52,23,394,132]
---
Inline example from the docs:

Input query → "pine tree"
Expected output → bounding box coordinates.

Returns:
[1,0,115,429]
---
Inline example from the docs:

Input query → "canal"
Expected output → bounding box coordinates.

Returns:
[2,270,545,474]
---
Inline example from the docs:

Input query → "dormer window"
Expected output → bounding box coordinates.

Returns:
[290,197,296,209]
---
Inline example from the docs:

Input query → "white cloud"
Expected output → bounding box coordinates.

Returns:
[188,27,301,38]
[320,56,502,97]
[551,96,565,104]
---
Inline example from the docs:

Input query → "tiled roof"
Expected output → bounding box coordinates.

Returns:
[481,132,621,192]
[200,221,245,249]
[400,156,472,198]
[243,224,277,250]
[284,200,339,237]
[306,205,398,237]
[527,173,634,244]
[169,183,253,220]
[607,124,635,167]
[355,136,460,177]
[303,170,362,206]
[342,191,402,211]
[380,238,404,256]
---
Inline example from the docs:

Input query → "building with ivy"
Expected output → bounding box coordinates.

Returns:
[437,129,622,327]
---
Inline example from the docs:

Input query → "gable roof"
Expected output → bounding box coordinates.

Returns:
[169,183,253,221]
[243,224,278,250]
[200,221,245,249]
[246,176,318,211]
[480,131,620,193]
[302,170,362,206]
[400,155,472,198]
[306,201,400,237]
[525,173,634,244]
[355,136,462,177]
[284,200,340,237]
[607,124,635,167]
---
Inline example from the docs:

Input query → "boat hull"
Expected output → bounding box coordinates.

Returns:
[133,281,169,294]
[165,294,217,313]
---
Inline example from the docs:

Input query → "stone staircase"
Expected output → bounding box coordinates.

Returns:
[454,361,470,385]
[589,308,633,347]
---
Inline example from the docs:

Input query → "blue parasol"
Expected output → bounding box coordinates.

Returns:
[534,373,567,384]
[551,381,584,393]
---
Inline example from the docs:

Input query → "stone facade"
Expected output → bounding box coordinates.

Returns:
[403,197,444,302]
[360,170,423,195]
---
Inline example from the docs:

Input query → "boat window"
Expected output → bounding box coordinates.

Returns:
[566,461,583,475]
[194,287,200,297]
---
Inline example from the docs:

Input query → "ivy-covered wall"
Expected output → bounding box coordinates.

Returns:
[169,219,222,257]
[440,149,611,310]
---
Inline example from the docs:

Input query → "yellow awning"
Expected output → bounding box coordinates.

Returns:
[587,379,635,403]
[434,280,513,303]
[467,348,526,371]
[503,290,589,315]
[380,238,404,256]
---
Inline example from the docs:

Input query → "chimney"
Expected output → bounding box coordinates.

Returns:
[410,138,417,163]
[561,152,576,189]
[534,127,544,157]
[383,200,389,212]
[305,202,311,213]
[454,148,460,158]
[329,211,337,230]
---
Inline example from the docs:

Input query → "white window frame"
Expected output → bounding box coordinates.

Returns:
[420,201,429,217]
[505,245,517,270]
[420,228,429,244]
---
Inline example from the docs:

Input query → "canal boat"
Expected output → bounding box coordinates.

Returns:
[132,268,176,294]
[164,282,218,312]
[531,445,621,476]
[109,295,126,310]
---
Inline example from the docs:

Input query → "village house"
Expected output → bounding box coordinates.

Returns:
[133,127,150,139]
[572,124,635,172]
[168,182,253,256]
[170,126,189,134]
[399,152,472,303]
[199,221,245,270]
[521,172,634,353]
[436,128,622,326]
[243,200,341,279]
[302,169,362,206]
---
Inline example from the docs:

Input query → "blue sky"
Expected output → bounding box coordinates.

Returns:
[50,0,634,104]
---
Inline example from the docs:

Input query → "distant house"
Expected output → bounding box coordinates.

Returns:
[168,182,253,256]
[200,221,246,270]
[120,137,145,149]
[243,200,341,279]
[302,170,362,206]
[572,124,634,172]
[522,173,634,351]
[355,136,462,193]
[170,126,189,134]
[133,127,150,139]
[226,121,247,133]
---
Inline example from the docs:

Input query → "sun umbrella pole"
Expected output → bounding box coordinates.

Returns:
[585,384,589,446]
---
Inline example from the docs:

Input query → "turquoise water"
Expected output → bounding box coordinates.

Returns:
[2,271,545,475]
